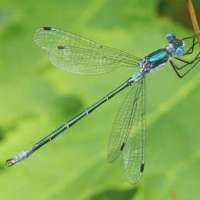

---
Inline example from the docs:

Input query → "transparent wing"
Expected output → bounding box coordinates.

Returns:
[107,78,144,163]
[122,78,146,183]
[34,27,140,74]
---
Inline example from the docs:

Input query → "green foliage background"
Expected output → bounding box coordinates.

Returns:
[0,0,199,200]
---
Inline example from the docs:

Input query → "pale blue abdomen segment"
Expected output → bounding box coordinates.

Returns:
[147,48,169,68]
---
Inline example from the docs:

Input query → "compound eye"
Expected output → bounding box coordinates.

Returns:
[166,32,176,43]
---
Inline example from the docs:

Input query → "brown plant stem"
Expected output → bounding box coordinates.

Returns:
[188,0,200,42]
[171,192,180,200]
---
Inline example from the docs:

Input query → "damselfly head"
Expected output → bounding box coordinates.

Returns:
[166,32,176,43]
[166,33,185,57]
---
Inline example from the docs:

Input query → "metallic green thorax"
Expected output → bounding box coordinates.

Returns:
[147,48,169,68]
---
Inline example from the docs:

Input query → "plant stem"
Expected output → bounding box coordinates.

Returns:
[188,0,200,42]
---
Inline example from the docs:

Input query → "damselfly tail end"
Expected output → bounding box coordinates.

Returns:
[5,150,31,167]
[6,158,17,167]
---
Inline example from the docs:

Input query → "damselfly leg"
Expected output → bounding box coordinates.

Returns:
[170,35,200,78]
[170,52,200,78]
[182,35,199,55]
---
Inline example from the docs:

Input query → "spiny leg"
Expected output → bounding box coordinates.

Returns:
[173,51,200,70]
[182,36,199,55]
[171,35,200,75]
[170,56,200,78]
[170,60,183,78]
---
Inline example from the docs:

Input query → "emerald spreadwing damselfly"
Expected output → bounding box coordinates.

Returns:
[6,27,200,183]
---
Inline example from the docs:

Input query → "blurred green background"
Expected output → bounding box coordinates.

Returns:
[0,0,199,200]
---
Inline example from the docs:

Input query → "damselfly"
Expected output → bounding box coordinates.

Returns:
[6,27,200,183]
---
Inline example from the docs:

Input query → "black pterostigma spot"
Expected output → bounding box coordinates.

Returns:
[140,163,145,173]
[57,45,65,50]
[120,143,125,151]
[43,27,52,31]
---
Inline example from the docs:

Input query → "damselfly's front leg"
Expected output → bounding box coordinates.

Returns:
[182,36,199,55]
[170,51,200,78]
